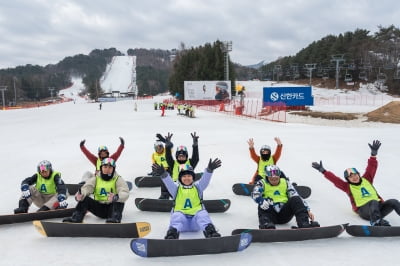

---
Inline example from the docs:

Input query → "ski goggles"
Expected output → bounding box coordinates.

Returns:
[266,169,281,177]
[98,146,108,152]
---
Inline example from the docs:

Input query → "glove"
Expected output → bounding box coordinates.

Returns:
[119,137,125,145]
[260,198,273,210]
[75,188,83,202]
[108,193,119,202]
[368,140,381,156]
[80,139,86,147]
[165,132,173,148]
[251,186,263,201]
[156,133,166,143]
[21,184,31,199]
[57,194,68,208]
[312,161,326,173]
[152,163,166,176]
[191,132,199,146]
[207,158,222,172]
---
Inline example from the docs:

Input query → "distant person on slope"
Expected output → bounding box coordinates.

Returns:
[248,137,283,184]
[152,158,222,239]
[14,160,68,214]
[80,137,125,180]
[251,165,319,229]
[63,158,129,223]
[312,140,400,226]
[156,132,199,199]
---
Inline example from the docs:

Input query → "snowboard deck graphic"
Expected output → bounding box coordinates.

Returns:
[232,224,346,242]
[232,183,311,199]
[33,220,151,238]
[346,225,400,237]
[130,233,252,257]
[135,198,231,213]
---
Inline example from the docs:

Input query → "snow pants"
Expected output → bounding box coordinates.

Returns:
[169,209,213,232]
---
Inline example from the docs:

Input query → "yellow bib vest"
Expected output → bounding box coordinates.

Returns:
[261,178,288,204]
[174,186,202,215]
[349,178,379,207]
[94,175,118,202]
[153,151,168,169]
[35,171,60,194]
[257,157,275,178]
[172,161,191,181]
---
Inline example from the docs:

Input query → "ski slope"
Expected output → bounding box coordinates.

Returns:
[100,55,137,93]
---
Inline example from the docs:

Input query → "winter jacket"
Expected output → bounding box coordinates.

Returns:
[322,156,383,212]
[21,171,67,196]
[80,143,124,168]
[249,144,282,184]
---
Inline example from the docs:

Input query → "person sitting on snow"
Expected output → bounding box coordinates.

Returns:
[14,160,68,213]
[251,165,320,229]
[63,158,129,223]
[151,158,222,239]
[312,140,400,226]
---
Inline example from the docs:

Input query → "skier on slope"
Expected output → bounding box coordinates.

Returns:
[63,158,129,223]
[14,160,68,214]
[155,132,199,199]
[251,165,320,229]
[248,137,283,184]
[152,158,222,239]
[312,139,400,226]
[79,137,125,179]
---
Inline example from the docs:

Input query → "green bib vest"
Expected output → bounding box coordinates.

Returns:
[349,178,379,207]
[261,178,288,204]
[94,175,118,202]
[172,161,191,181]
[257,157,275,178]
[174,186,202,215]
[35,171,60,194]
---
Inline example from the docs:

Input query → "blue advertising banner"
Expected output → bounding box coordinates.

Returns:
[262,86,314,106]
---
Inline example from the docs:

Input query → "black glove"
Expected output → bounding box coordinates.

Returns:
[207,158,222,172]
[152,163,166,176]
[312,161,326,173]
[156,133,166,143]
[165,132,173,148]
[368,140,381,156]
[119,137,125,145]
[191,132,199,146]
[80,139,86,147]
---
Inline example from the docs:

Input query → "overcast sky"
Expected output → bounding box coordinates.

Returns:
[0,0,399,69]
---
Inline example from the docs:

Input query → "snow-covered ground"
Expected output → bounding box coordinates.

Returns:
[1,74,400,265]
[100,55,136,93]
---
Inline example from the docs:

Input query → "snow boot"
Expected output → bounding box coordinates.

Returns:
[62,211,84,223]
[37,205,50,212]
[371,218,391,226]
[296,213,320,228]
[203,224,221,238]
[14,199,29,214]
[259,222,276,229]
[164,227,179,239]
[106,202,124,223]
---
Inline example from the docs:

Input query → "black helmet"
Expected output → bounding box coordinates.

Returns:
[178,165,195,184]
[175,145,188,158]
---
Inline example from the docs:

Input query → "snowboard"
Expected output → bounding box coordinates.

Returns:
[134,198,231,213]
[130,233,252,257]
[134,173,202,187]
[0,208,75,225]
[346,225,400,237]
[232,224,346,242]
[232,183,312,199]
[33,220,151,238]
[66,181,133,195]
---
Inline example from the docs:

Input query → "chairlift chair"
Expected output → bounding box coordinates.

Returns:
[344,73,353,82]
[358,71,368,81]
[376,72,387,83]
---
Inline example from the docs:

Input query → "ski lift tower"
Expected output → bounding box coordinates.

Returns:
[222,41,232,81]
[304,64,316,85]
[331,54,345,89]
[0,86,7,110]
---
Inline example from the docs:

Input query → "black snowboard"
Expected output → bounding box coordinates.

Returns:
[66,181,133,195]
[232,224,346,242]
[130,233,252,257]
[134,198,231,213]
[346,225,400,237]
[33,220,151,238]
[232,183,311,199]
[134,173,202,187]
[0,208,75,225]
